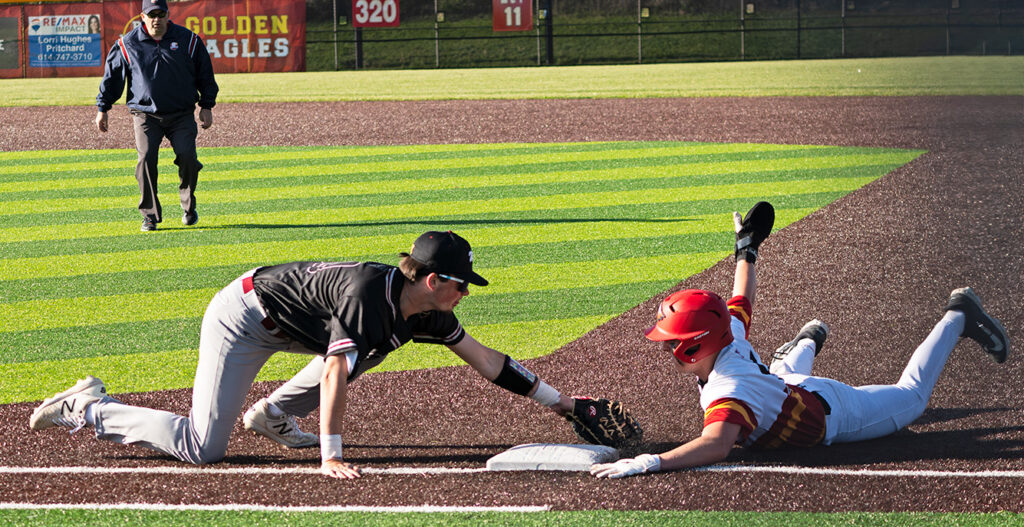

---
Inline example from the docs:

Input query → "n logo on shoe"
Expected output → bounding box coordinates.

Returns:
[61,400,75,415]
[272,421,292,435]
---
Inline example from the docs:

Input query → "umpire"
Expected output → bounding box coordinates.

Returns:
[95,0,218,232]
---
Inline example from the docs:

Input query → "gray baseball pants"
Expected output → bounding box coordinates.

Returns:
[91,269,312,464]
[132,109,201,222]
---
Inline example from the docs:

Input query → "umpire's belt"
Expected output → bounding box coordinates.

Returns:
[241,274,285,337]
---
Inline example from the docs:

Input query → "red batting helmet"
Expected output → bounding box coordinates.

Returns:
[644,289,733,364]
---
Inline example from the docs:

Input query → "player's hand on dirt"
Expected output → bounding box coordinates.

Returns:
[198,108,213,129]
[95,111,108,133]
[321,458,361,479]
[590,453,661,479]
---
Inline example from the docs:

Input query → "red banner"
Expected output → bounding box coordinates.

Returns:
[352,0,399,28]
[20,0,305,78]
[493,0,532,32]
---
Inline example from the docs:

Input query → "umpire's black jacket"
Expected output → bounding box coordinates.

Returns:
[96,21,218,114]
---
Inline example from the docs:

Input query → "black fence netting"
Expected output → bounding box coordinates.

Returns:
[306,0,1022,69]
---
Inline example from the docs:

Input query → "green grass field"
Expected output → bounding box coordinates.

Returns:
[0,141,923,404]
[2,56,1021,106]
[2,57,1019,524]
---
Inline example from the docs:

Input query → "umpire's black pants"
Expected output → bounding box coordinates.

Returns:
[132,109,202,222]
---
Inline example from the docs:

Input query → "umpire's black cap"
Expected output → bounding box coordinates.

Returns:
[401,231,488,286]
[142,0,168,14]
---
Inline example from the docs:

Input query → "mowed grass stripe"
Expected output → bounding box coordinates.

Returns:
[1,205,816,280]
[0,252,724,334]
[0,161,905,243]
[0,148,914,205]
[0,188,846,241]
[0,161,900,241]
[0,145,835,199]
[0,316,608,405]
[0,141,645,173]
[0,147,841,210]
[2,171,876,238]
[0,141,815,181]
[5,149,913,212]
[0,140,754,183]
[1,231,740,303]
[0,143,839,205]
[1,279,682,364]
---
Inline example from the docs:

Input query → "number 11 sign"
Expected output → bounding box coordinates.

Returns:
[493,0,533,31]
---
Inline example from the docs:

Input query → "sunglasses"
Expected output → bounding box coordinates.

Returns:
[437,273,469,293]
[144,10,168,18]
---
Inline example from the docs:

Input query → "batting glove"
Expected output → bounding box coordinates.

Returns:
[590,453,661,479]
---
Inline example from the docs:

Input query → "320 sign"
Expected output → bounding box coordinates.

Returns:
[493,0,533,31]
[353,0,399,27]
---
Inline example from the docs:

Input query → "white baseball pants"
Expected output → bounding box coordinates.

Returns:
[771,310,966,445]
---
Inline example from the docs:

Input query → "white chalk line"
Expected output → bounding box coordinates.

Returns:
[0,502,549,513]
[2,464,1020,513]
[2,463,1022,478]
[0,465,485,476]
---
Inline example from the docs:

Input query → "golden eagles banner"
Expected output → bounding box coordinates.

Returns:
[8,0,305,78]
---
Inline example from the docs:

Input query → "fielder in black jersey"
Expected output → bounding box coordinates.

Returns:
[30,231,577,479]
[250,260,466,380]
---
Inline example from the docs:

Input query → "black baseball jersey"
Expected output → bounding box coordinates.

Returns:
[251,261,466,380]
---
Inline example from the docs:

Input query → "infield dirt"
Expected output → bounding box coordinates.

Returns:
[1,96,1021,512]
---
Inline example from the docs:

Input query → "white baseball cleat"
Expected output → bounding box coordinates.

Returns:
[30,375,107,433]
[243,398,319,449]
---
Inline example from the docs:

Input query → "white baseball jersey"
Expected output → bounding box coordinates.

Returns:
[697,296,828,448]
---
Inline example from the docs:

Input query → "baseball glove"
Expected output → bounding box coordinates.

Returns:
[565,397,643,450]
[734,201,775,264]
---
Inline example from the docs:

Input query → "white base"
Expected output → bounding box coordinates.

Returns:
[485,443,619,472]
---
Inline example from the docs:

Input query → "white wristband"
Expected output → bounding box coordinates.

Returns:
[530,380,561,407]
[320,434,343,462]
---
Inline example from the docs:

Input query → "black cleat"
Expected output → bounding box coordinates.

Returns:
[946,287,1009,363]
[182,210,199,226]
[141,217,157,231]
[773,319,830,364]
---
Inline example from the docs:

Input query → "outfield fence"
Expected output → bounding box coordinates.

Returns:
[305,0,1023,70]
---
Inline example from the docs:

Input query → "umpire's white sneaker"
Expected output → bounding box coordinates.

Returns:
[29,375,106,433]
[243,398,319,449]
[946,287,1010,363]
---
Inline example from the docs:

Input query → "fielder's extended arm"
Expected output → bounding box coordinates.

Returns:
[448,334,573,415]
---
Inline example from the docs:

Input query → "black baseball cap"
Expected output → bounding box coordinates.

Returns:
[400,231,488,286]
[142,0,168,15]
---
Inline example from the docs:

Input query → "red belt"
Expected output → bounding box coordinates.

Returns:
[242,275,284,335]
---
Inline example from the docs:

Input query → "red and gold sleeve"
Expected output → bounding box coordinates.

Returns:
[727,295,753,336]
[704,397,756,442]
